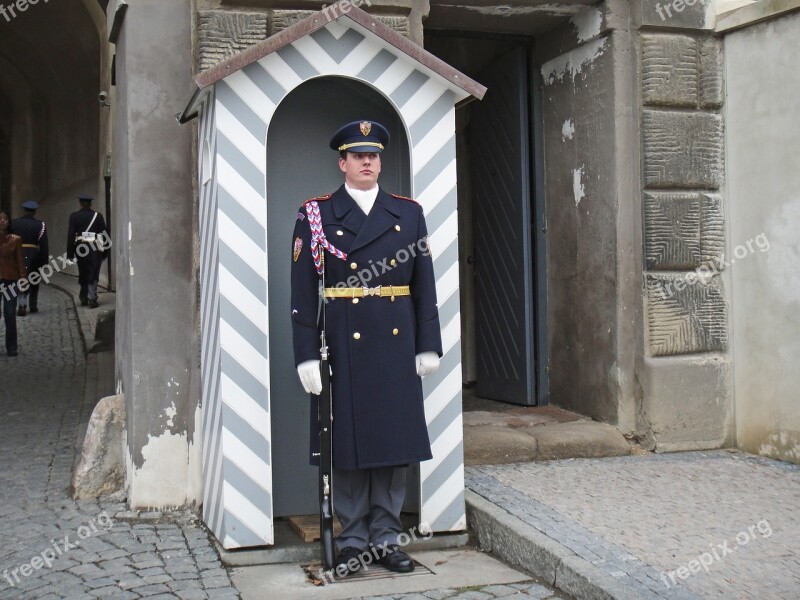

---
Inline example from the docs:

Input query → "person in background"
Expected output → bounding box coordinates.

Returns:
[0,210,25,356]
[66,194,109,308]
[12,200,48,316]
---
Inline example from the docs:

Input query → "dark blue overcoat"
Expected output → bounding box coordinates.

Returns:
[291,185,443,470]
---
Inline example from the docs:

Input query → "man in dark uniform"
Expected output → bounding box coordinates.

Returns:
[12,200,48,316]
[66,194,110,308]
[291,121,442,576]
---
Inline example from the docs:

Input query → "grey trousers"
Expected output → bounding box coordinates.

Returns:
[333,466,406,551]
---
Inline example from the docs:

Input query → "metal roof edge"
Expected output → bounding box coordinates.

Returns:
[176,86,209,125]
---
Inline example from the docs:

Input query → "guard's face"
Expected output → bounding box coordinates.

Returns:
[339,152,381,191]
[0,212,8,233]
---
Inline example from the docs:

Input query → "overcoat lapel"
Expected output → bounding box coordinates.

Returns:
[349,188,400,253]
[331,185,365,235]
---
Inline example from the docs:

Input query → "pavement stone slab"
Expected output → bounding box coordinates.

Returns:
[467,452,800,599]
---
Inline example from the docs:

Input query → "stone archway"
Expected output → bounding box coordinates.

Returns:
[0,0,106,255]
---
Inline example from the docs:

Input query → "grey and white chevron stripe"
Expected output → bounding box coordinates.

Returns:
[199,18,469,548]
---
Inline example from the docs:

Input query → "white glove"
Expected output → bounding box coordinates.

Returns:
[416,352,440,377]
[297,360,322,395]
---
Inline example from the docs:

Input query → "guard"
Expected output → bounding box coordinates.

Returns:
[291,120,443,576]
[12,200,49,316]
[66,194,110,308]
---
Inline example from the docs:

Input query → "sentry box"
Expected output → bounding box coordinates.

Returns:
[179,4,485,549]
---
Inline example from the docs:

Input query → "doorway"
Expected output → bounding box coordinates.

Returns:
[424,33,548,406]
[266,76,411,517]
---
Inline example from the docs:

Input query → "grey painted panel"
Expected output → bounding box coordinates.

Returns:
[437,285,461,331]
[222,404,271,464]
[222,457,273,518]
[390,70,429,108]
[310,28,365,63]
[217,133,265,196]
[216,80,267,141]
[430,490,465,531]
[218,187,266,250]
[414,137,456,197]
[223,509,270,546]
[219,296,268,360]
[243,62,287,104]
[409,91,455,141]
[425,186,456,233]
[221,349,269,411]
[422,440,463,501]
[218,241,266,301]
[427,390,462,444]
[357,49,398,82]
[432,236,458,284]
[277,44,319,80]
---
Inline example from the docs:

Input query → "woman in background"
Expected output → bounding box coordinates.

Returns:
[0,211,25,356]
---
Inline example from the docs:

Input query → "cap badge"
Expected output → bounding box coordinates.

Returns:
[360,121,372,137]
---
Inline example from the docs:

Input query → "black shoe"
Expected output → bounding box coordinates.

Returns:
[80,298,88,306]
[377,544,414,573]
[89,299,99,309]
[17,306,26,317]
[333,546,363,577]
[7,350,17,357]
[29,307,38,313]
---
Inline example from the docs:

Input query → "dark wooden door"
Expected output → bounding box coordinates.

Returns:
[469,46,536,405]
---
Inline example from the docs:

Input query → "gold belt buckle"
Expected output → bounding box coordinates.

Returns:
[362,286,381,297]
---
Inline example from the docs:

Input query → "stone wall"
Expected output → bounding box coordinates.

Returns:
[540,1,640,430]
[196,0,427,72]
[634,0,733,450]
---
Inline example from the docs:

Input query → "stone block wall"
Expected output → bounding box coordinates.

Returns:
[636,1,733,450]
[641,33,726,357]
[197,2,421,72]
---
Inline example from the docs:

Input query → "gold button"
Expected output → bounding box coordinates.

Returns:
[337,230,344,236]
[395,225,401,231]
[392,328,399,335]
[390,259,396,266]
[350,262,357,270]
[352,298,359,304]
[353,332,361,340]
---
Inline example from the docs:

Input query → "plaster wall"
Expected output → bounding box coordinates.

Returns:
[541,3,639,429]
[112,0,202,507]
[725,10,800,464]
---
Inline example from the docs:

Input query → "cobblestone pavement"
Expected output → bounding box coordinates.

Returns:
[0,285,240,599]
[467,452,800,600]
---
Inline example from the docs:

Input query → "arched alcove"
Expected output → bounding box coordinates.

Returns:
[266,76,411,517]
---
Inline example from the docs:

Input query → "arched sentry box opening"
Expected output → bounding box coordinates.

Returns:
[180,5,485,549]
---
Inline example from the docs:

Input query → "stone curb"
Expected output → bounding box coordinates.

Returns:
[465,489,641,600]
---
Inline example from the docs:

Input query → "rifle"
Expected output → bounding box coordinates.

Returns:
[317,255,336,571]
